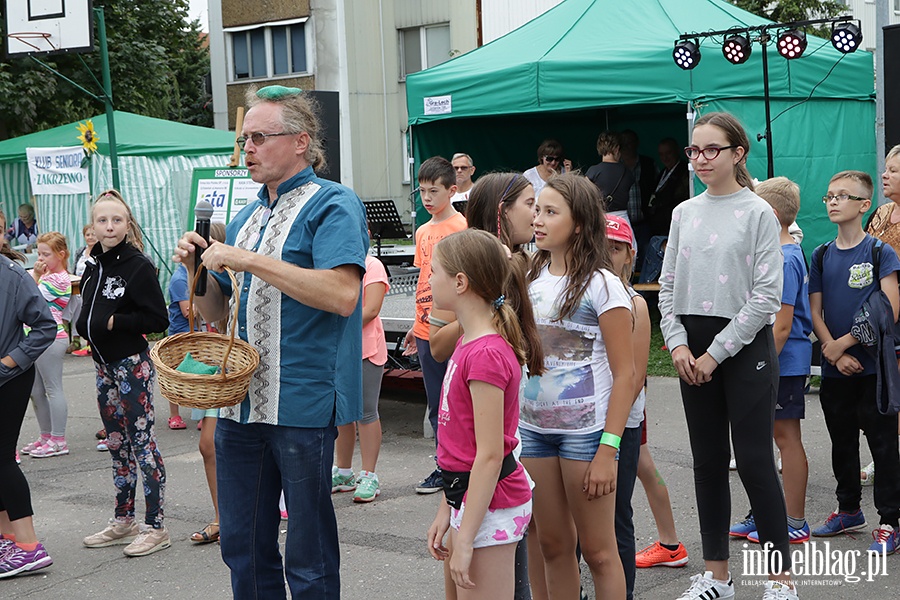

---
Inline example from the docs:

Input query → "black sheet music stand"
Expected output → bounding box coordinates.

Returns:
[363,200,409,257]
[452,200,467,216]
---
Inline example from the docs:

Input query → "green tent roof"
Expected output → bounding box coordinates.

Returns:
[0,111,236,163]
[406,0,874,124]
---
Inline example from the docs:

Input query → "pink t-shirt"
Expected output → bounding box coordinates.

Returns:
[437,333,532,509]
[362,256,389,365]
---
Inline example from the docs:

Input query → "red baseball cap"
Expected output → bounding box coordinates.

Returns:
[605,214,634,247]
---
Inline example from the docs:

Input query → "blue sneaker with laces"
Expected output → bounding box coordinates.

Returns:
[729,513,756,538]
[868,524,900,554]
[747,521,810,544]
[811,509,866,537]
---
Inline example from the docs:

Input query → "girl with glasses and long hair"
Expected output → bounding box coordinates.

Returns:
[659,112,797,600]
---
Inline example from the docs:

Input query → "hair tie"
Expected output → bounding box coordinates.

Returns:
[492,295,506,310]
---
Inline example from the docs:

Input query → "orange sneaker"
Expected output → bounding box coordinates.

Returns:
[635,540,689,568]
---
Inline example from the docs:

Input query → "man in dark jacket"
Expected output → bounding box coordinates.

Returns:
[648,138,690,238]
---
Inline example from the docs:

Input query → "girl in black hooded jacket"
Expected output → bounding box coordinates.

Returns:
[76,190,171,557]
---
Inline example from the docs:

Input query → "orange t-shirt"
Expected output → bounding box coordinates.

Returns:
[413,212,467,339]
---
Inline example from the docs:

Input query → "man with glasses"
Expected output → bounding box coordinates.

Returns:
[451,152,476,203]
[175,85,368,598]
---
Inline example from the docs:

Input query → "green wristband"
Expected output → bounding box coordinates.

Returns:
[599,432,622,450]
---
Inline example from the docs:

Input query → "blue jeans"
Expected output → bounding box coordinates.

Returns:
[216,417,339,599]
[416,336,448,445]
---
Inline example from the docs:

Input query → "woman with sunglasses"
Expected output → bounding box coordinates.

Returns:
[658,112,797,600]
[523,139,570,199]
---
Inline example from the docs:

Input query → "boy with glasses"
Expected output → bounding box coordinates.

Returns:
[808,170,900,555]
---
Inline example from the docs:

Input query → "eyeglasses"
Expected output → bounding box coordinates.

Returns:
[821,193,868,204]
[543,156,560,163]
[453,165,473,171]
[236,131,294,150]
[684,145,738,160]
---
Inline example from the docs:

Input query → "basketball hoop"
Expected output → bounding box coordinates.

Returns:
[8,32,57,53]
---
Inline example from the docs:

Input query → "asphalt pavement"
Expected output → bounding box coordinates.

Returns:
[3,350,897,599]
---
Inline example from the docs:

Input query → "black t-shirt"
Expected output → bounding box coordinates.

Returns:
[585,162,634,212]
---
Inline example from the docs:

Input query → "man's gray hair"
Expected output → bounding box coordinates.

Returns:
[452,152,473,165]
[246,87,327,173]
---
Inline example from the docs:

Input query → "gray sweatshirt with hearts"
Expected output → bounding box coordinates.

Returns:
[658,187,783,364]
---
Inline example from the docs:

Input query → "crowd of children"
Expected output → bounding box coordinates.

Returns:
[4,111,900,600]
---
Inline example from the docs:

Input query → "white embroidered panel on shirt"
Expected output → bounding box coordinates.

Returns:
[221,182,319,424]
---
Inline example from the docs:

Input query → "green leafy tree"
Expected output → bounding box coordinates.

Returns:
[731,0,847,24]
[0,0,211,138]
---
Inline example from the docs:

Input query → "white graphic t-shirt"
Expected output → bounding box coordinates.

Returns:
[522,267,631,434]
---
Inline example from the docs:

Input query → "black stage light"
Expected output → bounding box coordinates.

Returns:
[777,29,807,59]
[722,33,752,64]
[673,40,701,70]
[831,21,862,53]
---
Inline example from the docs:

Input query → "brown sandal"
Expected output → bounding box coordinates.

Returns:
[190,522,220,544]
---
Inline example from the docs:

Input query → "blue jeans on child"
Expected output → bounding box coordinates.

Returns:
[216,416,340,599]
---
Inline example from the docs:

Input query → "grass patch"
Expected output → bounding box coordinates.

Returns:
[648,316,677,377]
[373,237,414,246]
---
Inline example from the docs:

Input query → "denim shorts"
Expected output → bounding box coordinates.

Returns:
[519,427,603,462]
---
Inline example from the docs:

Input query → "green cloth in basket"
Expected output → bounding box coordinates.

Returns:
[175,352,219,375]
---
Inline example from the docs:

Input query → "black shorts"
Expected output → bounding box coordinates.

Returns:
[775,375,806,420]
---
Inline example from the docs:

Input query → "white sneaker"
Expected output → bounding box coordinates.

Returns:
[762,580,799,599]
[677,571,734,599]
[729,458,737,471]
[861,461,875,486]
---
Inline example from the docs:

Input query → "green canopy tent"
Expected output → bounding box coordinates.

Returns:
[405,0,875,251]
[0,112,237,290]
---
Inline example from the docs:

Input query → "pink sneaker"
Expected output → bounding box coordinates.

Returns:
[31,439,69,458]
[20,438,45,455]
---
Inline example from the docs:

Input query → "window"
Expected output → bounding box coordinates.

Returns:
[399,24,451,79]
[227,19,309,82]
[895,0,900,13]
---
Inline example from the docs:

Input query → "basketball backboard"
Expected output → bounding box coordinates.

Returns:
[4,0,94,58]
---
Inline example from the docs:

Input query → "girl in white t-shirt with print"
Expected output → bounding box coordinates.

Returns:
[522,173,635,598]
[426,229,541,599]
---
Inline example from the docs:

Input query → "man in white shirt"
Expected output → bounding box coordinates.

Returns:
[450,153,475,202]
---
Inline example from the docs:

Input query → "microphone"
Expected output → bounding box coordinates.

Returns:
[193,200,214,296]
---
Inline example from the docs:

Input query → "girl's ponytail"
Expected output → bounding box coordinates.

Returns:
[736,162,755,192]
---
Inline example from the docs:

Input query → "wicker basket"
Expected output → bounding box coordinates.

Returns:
[150,267,260,409]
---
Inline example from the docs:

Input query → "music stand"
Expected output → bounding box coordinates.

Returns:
[363,200,409,257]
[452,200,467,216]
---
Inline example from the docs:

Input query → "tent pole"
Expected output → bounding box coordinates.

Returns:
[760,29,775,179]
[95,7,120,190]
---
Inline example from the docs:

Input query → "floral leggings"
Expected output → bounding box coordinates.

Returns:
[95,350,166,529]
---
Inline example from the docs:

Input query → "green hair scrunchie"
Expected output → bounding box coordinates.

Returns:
[256,85,303,100]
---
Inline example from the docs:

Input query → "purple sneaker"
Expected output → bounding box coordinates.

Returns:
[0,543,53,578]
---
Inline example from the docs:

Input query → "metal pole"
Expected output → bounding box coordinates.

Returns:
[760,30,775,178]
[875,0,888,205]
[95,7,120,190]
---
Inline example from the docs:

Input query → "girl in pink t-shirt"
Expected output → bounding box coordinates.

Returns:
[332,255,389,503]
[426,229,540,599]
